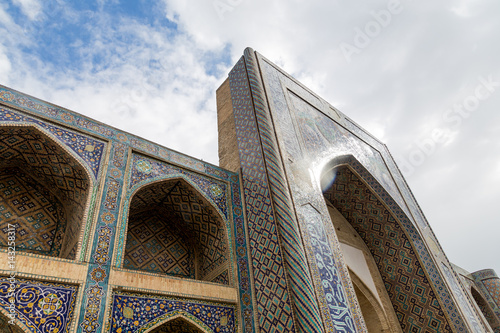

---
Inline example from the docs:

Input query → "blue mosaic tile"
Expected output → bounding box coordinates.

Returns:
[0,277,78,333]
[0,108,105,180]
[228,56,295,332]
[130,154,228,220]
[109,292,235,333]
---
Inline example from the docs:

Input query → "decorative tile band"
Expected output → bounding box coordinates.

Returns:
[108,291,235,333]
[243,48,326,333]
[78,142,128,333]
[299,204,358,332]
[229,56,295,332]
[0,108,105,180]
[0,86,209,174]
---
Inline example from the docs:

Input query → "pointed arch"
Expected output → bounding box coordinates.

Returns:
[470,286,500,331]
[0,125,94,260]
[123,176,230,283]
[0,306,31,333]
[326,200,402,332]
[321,155,457,332]
[349,271,393,333]
[141,312,213,333]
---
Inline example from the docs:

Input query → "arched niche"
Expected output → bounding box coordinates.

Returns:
[124,178,230,284]
[321,161,454,333]
[0,126,92,260]
[0,308,29,333]
[470,286,500,331]
[326,201,401,333]
[145,316,209,333]
[351,276,390,333]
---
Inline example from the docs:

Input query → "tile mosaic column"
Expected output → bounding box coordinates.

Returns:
[77,141,128,333]
[227,51,325,332]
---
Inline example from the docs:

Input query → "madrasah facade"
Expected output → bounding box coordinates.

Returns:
[0,48,499,333]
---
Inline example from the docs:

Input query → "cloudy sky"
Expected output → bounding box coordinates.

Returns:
[1,0,499,276]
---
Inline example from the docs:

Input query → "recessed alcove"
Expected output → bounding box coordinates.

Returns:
[147,317,205,333]
[0,126,91,260]
[124,178,229,284]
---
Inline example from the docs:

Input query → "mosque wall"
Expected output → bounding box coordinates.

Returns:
[0,84,253,333]
[0,48,498,333]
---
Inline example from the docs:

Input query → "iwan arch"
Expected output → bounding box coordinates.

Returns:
[0,48,499,333]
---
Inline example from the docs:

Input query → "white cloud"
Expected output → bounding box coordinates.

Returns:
[3,5,226,164]
[12,0,41,20]
[0,47,11,78]
[163,0,500,275]
[2,0,500,276]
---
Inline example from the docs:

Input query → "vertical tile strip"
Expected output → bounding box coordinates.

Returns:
[229,57,296,332]
[77,142,128,333]
[242,49,326,332]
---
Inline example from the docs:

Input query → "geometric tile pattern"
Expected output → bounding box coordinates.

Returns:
[483,279,500,309]
[124,179,228,282]
[130,155,229,220]
[211,270,229,285]
[149,317,203,333]
[0,108,105,179]
[124,212,196,278]
[324,166,453,333]
[0,278,78,333]
[0,168,66,256]
[109,291,235,333]
[229,56,295,332]
[0,126,92,259]
[242,48,326,333]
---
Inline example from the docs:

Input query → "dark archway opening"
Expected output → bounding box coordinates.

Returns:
[0,310,25,333]
[149,317,205,333]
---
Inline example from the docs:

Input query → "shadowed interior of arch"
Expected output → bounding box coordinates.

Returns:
[350,274,388,333]
[124,178,229,284]
[0,126,90,259]
[322,164,453,333]
[147,316,207,333]
[0,309,26,333]
[470,286,500,331]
